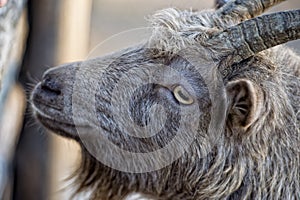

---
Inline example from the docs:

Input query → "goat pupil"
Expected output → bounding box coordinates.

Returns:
[177,90,190,101]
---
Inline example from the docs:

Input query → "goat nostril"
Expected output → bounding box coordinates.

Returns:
[41,77,62,95]
[41,84,61,95]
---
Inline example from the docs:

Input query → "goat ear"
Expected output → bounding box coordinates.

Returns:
[226,79,262,129]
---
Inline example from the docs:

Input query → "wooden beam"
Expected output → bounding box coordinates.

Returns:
[0,85,25,199]
[15,0,92,199]
[0,0,27,199]
[15,0,65,199]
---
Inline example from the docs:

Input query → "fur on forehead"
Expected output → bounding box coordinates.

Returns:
[147,8,237,57]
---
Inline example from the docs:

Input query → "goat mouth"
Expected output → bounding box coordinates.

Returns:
[32,105,80,140]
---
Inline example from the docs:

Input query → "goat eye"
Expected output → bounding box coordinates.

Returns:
[173,85,194,105]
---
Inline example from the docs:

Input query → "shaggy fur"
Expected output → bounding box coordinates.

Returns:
[31,1,299,199]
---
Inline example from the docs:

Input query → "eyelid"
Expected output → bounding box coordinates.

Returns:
[173,85,194,105]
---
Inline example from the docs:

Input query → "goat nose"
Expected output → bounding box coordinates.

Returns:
[41,71,62,96]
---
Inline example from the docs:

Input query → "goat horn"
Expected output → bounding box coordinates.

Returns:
[208,10,300,64]
[216,0,286,21]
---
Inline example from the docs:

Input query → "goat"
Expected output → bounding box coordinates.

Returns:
[31,0,300,199]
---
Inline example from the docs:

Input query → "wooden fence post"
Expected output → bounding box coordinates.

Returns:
[0,0,27,199]
[15,0,92,199]
[15,0,67,199]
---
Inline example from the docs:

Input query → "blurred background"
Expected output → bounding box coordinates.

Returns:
[0,0,299,200]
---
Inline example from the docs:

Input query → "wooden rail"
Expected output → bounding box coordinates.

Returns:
[0,0,27,199]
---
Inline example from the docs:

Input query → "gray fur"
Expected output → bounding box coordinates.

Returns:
[31,1,299,199]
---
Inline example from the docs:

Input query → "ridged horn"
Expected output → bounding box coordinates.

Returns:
[216,0,286,21]
[208,10,300,64]
[215,0,230,9]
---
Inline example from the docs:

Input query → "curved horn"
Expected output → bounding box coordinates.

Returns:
[215,0,230,9]
[216,0,286,21]
[208,10,300,64]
